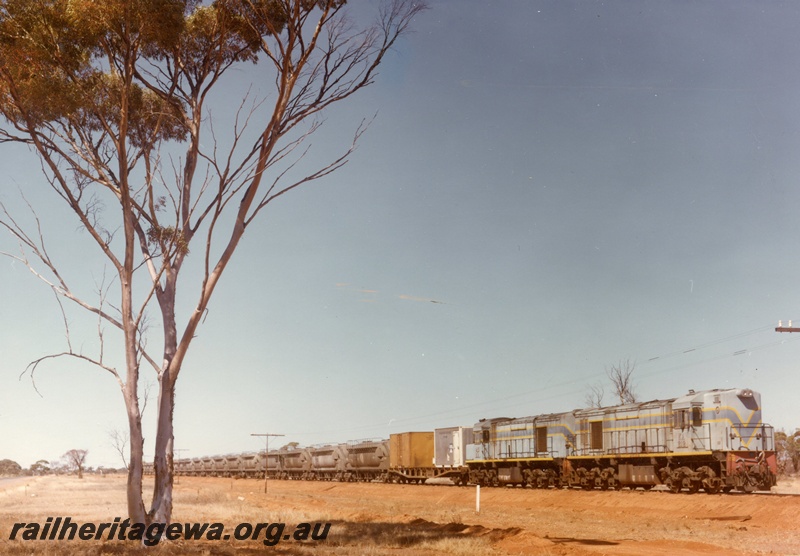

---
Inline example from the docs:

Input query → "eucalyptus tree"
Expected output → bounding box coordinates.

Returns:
[63,449,89,479]
[607,359,637,405]
[0,0,425,524]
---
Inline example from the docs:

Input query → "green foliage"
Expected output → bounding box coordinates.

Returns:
[147,224,189,254]
[67,0,186,54]
[0,1,89,122]
[83,73,189,148]
[181,1,283,67]
[0,0,191,139]
[0,0,286,140]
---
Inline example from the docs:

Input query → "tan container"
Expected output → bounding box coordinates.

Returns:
[390,432,434,468]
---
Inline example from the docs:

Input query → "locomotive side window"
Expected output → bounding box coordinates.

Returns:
[673,409,687,428]
[692,406,703,427]
[579,419,588,451]
[590,421,603,450]
[536,426,547,454]
[482,429,490,443]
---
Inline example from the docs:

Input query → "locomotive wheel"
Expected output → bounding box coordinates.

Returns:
[704,482,721,495]
[666,478,681,494]
[687,481,700,494]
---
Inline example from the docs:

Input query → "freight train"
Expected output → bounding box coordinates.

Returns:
[145,387,777,493]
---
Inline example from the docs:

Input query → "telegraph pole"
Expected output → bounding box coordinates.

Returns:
[251,433,284,493]
[173,448,189,485]
[775,320,800,333]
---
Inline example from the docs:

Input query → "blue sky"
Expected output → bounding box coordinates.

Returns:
[2,0,800,468]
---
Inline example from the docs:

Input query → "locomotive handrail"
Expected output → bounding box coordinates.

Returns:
[730,423,775,451]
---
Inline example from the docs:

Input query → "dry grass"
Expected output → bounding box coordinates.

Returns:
[0,476,498,555]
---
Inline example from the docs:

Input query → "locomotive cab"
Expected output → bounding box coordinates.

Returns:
[671,390,711,452]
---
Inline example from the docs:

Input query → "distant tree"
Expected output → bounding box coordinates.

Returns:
[0,459,22,475]
[62,449,88,479]
[0,0,426,526]
[29,459,51,476]
[606,359,637,405]
[280,442,300,450]
[776,429,800,475]
[583,359,637,408]
[584,383,605,409]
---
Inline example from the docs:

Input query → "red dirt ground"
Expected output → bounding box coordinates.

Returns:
[215,475,800,555]
[2,475,797,554]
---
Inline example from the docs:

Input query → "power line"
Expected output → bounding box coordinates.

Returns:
[284,323,797,438]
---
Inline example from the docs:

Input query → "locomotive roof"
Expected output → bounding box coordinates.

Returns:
[474,387,761,425]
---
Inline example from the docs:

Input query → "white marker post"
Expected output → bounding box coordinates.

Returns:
[475,484,480,513]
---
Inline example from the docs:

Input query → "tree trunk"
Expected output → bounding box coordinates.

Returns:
[125,389,148,525]
[149,371,175,524]
[146,279,180,525]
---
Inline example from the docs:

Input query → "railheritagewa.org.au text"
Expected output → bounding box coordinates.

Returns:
[8,517,330,546]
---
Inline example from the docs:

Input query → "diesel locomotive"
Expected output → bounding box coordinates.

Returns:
[145,387,777,493]
[469,387,776,493]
